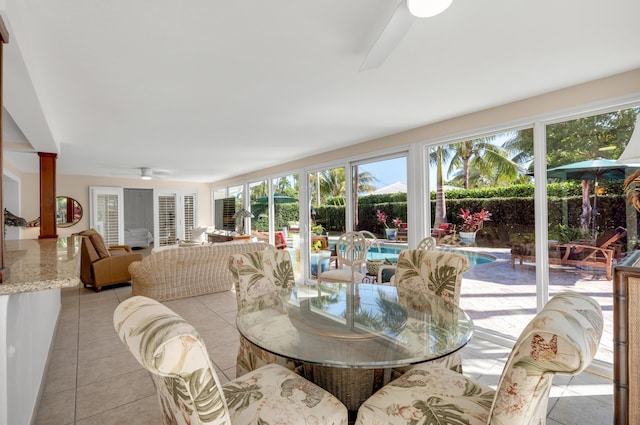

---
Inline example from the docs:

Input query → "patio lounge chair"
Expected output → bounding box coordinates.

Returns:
[431,223,456,241]
[396,223,408,242]
[591,226,626,260]
[510,227,626,279]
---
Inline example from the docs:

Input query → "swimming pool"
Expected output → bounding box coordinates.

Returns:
[366,244,495,266]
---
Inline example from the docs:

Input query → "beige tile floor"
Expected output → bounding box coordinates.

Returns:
[33,282,614,425]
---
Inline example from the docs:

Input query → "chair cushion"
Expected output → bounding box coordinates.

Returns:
[319,268,365,282]
[80,229,110,259]
[223,363,348,424]
[356,364,494,425]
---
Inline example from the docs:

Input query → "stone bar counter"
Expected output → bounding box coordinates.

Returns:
[0,237,81,425]
[0,237,81,295]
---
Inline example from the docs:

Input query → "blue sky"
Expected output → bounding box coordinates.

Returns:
[359,157,407,189]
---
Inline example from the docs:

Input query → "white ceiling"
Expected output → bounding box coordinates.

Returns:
[1,0,640,183]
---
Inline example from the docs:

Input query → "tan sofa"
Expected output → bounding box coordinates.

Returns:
[129,242,269,301]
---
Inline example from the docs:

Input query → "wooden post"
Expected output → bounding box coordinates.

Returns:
[38,152,58,239]
[0,18,9,282]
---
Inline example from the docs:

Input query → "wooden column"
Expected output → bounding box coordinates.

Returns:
[0,18,9,282]
[38,152,58,239]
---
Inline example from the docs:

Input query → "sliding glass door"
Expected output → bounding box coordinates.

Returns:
[546,106,640,364]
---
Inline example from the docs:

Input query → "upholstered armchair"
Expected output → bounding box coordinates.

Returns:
[114,295,348,425]
[355,292,603,425]
[377,236,438,283]
[228,248,299,376]
[79,229,142,292]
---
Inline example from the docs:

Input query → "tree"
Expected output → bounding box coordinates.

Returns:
[502,128,534,174]
[546,109,638,168]
[546,108,639,233]
[429,145,453,227]
[447,137,523,189]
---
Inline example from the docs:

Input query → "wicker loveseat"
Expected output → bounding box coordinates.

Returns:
[129,242,270,301]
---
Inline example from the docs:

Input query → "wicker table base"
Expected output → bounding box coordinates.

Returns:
[301,364,392,423]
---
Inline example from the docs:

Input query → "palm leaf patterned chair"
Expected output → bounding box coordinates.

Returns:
[317,231,368,283]
[114,295,348,425]
[355,292,603,425]
[228,248,299,376]
[392,249,470,375]
[376,236,438,284]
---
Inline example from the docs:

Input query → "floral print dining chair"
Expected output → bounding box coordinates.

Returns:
[114,295,348,425]
[393,249,470,374]
[355,292,603,425]
[228,248,299,376]
[376,236,438,284]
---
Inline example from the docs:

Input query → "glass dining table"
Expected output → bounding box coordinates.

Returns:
[236,282,473,421]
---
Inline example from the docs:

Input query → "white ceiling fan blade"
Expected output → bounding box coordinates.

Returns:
[360,1,416,72]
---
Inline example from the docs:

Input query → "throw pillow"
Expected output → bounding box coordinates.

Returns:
[190,226,208,243]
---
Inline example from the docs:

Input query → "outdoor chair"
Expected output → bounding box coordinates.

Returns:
[416,236,437,250]
[431,223,456,240]
[396,223,408,242]
[228,248,299,376]
[510,228,626,280]
[355,292,603,425]
[317,231,368,283]
[114,295,348,425]
[591,226,626,260]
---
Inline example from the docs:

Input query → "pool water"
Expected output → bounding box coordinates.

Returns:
[366,244,495,266]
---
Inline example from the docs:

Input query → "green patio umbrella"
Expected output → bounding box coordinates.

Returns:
[546,158,632,237]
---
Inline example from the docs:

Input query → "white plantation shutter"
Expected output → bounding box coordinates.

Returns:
[183,194,196,240]
[157,194,177,246]
[90,187,124,245]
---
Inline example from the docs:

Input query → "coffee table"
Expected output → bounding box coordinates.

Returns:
[236,282,473,421]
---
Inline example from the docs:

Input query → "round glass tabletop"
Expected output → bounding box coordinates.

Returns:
[236,282,473,368]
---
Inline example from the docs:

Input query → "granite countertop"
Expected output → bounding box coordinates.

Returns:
[0,237,81,296]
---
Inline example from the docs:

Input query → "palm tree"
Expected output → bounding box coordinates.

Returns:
[448,137,523,189]
[429,145,453,227]
[501,128,534,174]
[318,168,347,205]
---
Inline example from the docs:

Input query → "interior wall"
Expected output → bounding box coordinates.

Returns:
[2,172,20,240]
[123,188,154,237]
[9,174,212,239]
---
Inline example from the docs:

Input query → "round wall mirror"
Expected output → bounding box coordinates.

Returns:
[56,196,83,227]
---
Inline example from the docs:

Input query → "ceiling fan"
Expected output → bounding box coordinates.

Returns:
[360,0,453,72]
[139,167,172,180]
[111,167,172,180]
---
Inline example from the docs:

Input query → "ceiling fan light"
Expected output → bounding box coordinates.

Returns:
[407,0,453,18]
[140,167,153,180]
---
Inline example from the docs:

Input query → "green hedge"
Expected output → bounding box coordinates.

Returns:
[249,182,629,240]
